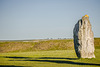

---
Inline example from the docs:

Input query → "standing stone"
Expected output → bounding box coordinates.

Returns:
[73,15,95,58]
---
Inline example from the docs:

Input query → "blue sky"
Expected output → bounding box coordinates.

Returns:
[0,0,100,40]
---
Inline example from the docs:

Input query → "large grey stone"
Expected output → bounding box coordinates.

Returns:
[73,15,95,58]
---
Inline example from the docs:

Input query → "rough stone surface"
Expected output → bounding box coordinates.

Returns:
[73,15,95,58]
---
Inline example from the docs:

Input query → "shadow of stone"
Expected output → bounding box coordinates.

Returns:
[2,56,100,66]
[0,65,25,67]
[1,56,79,60]
[37,57,79,60]
[24,59,100,66]
[0,56,30,59]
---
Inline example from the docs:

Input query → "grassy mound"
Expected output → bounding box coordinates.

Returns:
[94,38,100,49]
[0,38,100,53]
[34,39,74,51]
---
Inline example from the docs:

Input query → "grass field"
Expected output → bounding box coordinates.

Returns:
[0,39,74,53]
[0,38,100,53]
[0,49,100,67]
[0,38,100,67]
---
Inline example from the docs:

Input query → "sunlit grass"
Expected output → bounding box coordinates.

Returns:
[0,49,100,67]
[0,38,100,67]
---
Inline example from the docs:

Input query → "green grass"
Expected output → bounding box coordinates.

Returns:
[0,49,100,67]
[0,38,100,67]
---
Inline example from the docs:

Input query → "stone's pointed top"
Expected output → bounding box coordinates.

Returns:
[85,15,89,17]
[82,15,89,18]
